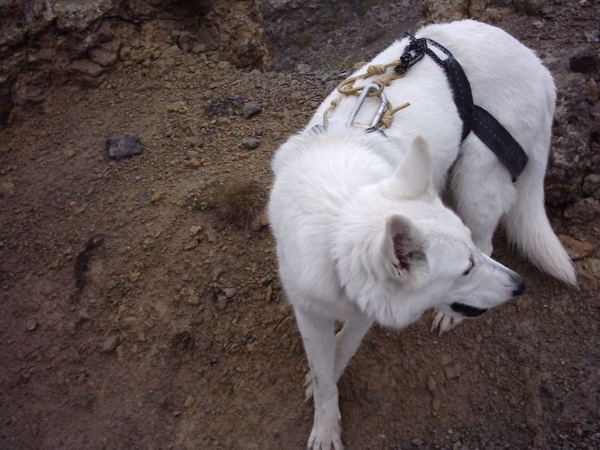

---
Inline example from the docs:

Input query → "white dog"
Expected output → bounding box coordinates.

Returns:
[268,19,575,450]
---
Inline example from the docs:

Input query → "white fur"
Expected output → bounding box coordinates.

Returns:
[268,20,574,450]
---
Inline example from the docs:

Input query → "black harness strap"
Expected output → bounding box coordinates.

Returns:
[472,105,529,182]
[442,56,474,142]
[395,33,528,182]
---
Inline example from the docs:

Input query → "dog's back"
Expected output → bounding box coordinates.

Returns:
[306,19,574,284]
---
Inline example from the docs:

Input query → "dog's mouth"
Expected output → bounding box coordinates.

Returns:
[450,302,487,317]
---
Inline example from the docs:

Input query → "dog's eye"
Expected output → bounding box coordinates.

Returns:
[463,258,475,276]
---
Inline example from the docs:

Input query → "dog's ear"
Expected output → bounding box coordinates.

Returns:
[393,136,434,197]
[384,215,427,281]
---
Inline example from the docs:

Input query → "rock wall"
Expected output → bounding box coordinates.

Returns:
[0,0,272,125]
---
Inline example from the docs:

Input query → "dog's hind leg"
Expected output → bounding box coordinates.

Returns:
[450,135,517,256]
[305,312,373,401]
[295,308,344,450]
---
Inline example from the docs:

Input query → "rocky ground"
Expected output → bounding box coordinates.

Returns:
[1,1,599,449]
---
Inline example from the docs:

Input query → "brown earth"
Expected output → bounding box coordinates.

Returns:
[1,1,599,450]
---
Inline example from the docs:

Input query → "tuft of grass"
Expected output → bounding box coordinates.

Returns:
[355,0,378,16]
[204,94,243,117]
[362,28,385,46]
[296,32,313,48]
[214,180,265,229]
[326,55,355,75]
[319,16,345,33]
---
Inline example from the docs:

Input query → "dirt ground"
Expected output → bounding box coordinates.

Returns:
[1,2,599,450]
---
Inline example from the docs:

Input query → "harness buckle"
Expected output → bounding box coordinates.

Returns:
[345,83,388,130]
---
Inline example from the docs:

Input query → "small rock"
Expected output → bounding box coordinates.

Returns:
[186,157,202,169]
[224,288,237,298]
[129,272,141,283]
[106,135,142,160]
[77,308,91,323]
[242,138,260,149]
[167,101,187,112]
[450,431,462,443]
[183,395,195,408]
[26,319,37,331]
[177,32,197,53]
[205,227,218,243]
[151,191,166,203]
[66,322,77,335]
[89,48,118,67]
[187,136,205,148]
[217,295,228,310]
[265,285,273,302]
[184,239,199,251]
[251,210,269,232]
[242,102,262,119]
[586,78,599,103]
[412,438,425,446]
[102,335,119,353]
[532,20,544,29]
[582,174,600,198]
[564,197,600,223]
[296,63,312,74]
[186,294,201,306]
[69,59,105,77]
[569,51,599,74]
[189,225,202,236]
[427,376,437,393]
[582,258,600,280]
[444,364,461,381]
[591,102,600,134]
[400,440,413,450]
[559,235,597,260]
[1,182,15,196]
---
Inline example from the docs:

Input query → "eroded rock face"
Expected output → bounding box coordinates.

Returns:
[0,0,272,124]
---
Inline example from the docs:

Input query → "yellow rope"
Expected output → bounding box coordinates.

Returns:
[323,59,409,129]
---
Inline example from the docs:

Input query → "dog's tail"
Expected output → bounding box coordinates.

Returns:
[503,155,576,286]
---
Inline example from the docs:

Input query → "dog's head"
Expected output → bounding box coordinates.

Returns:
[333,137,524,328]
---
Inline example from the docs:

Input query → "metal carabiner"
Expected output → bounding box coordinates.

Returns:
[345,83,388,129]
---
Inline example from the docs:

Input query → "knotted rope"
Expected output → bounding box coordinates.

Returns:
[323,60,410,129]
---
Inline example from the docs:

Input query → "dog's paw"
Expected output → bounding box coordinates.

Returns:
[431,311,464,336]
[308,419,343,450]
[304,371,314,402]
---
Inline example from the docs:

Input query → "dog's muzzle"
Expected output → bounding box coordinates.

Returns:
[450,302,487,317]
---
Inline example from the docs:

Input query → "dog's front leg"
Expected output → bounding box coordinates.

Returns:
[305,312,373,401]
[431,311,464,336]
[295,308,344,450]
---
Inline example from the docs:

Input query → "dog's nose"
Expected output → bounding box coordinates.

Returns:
[512,278,526,296]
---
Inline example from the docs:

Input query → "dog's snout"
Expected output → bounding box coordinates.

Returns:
[512,277,526,297]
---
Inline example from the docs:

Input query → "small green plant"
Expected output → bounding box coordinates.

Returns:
[204,94,243,117]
